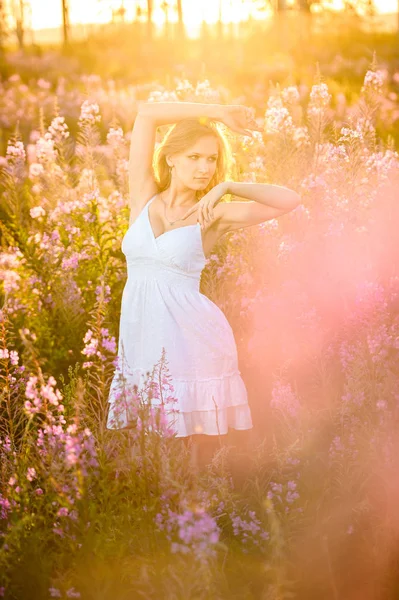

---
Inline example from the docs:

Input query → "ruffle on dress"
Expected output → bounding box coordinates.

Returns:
[106,367,252,437]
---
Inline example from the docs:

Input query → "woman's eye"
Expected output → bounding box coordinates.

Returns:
[190,156,217,161]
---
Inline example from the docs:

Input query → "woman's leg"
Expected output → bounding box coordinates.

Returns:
[223,428,254,485]
[224,428,253,453]
[170,430,251,472]
[190,430,253,470]
[189,434,221,470]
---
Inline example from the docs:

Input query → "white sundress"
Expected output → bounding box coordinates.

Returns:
[106,193,253,437]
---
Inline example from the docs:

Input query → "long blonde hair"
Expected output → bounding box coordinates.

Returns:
[153,118,235,200]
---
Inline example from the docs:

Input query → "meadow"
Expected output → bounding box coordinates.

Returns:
[1,31,399,599]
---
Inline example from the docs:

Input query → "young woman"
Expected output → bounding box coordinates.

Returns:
[106,101,301,469]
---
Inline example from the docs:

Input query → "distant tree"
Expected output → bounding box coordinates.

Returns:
[112,1,127,23]
[9,0,29,49]
[295,0,376,15]
[267,0,376,14]
[342,0,376,15]
[160,0,170,36]
[0,0,9,54]
[217,0,223,38]
[297,0,311,11]
[61,0,69,47]
[147,0,153,38]
[266,0,378,45]
[176,0,184,39]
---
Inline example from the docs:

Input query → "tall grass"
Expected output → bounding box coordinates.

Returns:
[0,56,399,598]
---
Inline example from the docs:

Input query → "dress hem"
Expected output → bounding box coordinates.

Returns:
[106,402,253,437]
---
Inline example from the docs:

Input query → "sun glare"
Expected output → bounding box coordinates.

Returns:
[28,0,398,32]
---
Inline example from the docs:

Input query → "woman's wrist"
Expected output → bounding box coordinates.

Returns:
[138,101,226,127]
[223,181,231,194]
[200,104,226,122]
[218,181,230,196]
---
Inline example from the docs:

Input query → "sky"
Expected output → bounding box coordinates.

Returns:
[27,0,398,31]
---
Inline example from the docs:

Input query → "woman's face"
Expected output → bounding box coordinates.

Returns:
[170,135,219,191]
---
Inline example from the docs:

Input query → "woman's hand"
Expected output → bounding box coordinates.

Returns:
[180,183,229,229]
[219,105,263,137]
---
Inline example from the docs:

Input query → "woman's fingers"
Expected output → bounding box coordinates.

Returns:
[231,121,261,136]
[183,201,214,228]
[202,207,207,229]
[224,106,263,134]
[198,203,204,229]
[231,126,253,136]
[204,202,215,224]
[198,202,211,228]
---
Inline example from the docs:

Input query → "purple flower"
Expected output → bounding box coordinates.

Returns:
[155,504,220,561]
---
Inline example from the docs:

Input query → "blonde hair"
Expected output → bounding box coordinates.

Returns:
[153,118,235,200]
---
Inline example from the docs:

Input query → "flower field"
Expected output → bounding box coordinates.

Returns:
[1,47,399,599]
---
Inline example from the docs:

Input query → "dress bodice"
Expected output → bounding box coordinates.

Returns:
[121,194,207,291]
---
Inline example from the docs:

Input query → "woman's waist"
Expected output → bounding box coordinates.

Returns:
[126,260,201,290]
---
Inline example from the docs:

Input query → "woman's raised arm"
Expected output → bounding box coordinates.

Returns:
[138,101,225,127]
[127,102,262,210]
